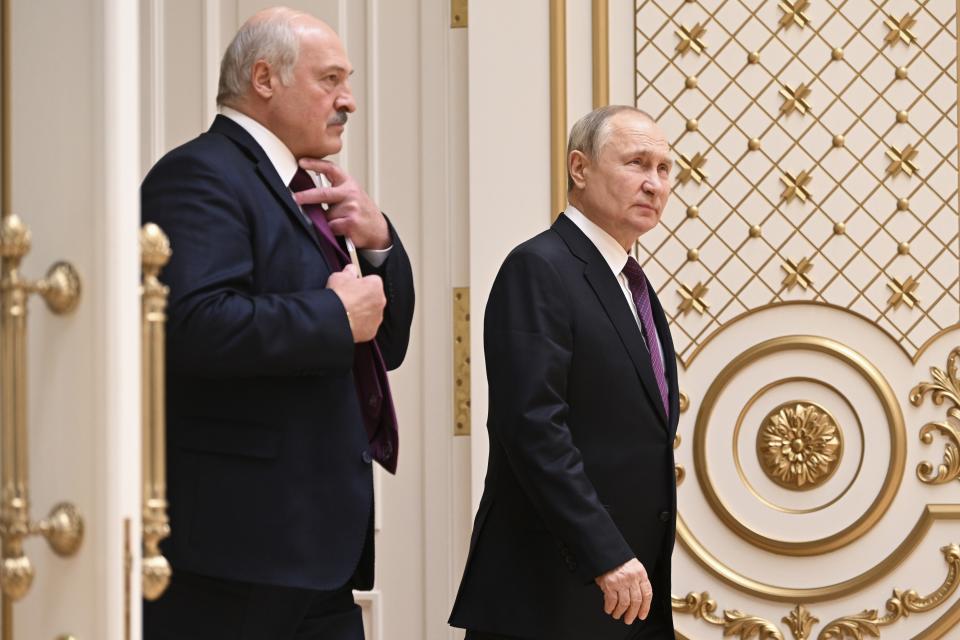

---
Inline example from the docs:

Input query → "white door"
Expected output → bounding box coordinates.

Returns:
[3,0,142,639]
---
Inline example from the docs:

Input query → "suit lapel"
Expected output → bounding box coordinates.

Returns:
[209,116,332,270]
[554,215,669,429]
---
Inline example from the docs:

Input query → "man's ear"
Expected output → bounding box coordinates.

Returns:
[569,150,589,190]
[251,60,274,99]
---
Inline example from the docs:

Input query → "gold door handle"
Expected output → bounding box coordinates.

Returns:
[140,223,172,600]
[0,215,84,601]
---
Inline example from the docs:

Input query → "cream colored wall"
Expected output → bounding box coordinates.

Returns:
[140,1,471,638]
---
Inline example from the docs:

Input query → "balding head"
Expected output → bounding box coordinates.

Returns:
[216,6,336,108]
[566,106,655,192]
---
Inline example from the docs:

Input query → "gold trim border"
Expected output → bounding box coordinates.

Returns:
[682,301,960,369]
[676,504,960,604]
[592,0,609,109]
[693,336,906,556]
[550,0,566,220]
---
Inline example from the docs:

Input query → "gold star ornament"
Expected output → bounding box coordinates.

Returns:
[677,152,708,186]
[884,13,917,47]
[779,82,812,116]
[780,170,813,203]
[887,275,920,309]
[782,257,813,290]
[885,144,919,177]
[778,0,810,30]
[675,23,707,55]
[678,282,709,316]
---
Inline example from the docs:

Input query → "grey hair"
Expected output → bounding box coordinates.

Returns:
[566,105,653,191]
[216,8,305,107]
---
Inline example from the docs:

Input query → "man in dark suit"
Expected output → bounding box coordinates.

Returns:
[450,105,678,639]
[141,7,414,640]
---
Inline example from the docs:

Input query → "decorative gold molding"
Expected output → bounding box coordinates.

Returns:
[453,287,471,436]
[677,152,707,186]
[910,347,960,484]
[675,546,960,640]
[679,304,960,371]
[887,275,920,310]
[450,0,467,28]
[675,23,706,55]
[678,282,709,316]
[673,591,785,639]
[549,0,566,221]
[676,505,960,603]
[734,377,864,515]
[781,257,813,290]
[778,0,810,30]
[693,336,905,556]
[757,402,843,491]
[884,12,917,47]
[885,144,919,177]
[818,544,960,639]
[783,605,818,640]
[779,83,812,116]
[780,170,812,203]
[591,0,608,109]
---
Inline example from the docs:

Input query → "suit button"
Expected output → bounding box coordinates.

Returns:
[659,511,671,523]
[368,395,378,408]
[382,441,393,458]
[361,450,373,464]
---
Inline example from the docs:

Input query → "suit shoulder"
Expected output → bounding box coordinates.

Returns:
[504,227,570,265]
[142,130,247,188]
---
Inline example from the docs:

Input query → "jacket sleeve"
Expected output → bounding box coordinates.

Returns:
[142,150,354,378]
[359,215,415,371]
[484,248,635,581]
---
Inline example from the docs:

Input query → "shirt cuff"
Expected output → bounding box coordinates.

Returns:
[359,246,392,267]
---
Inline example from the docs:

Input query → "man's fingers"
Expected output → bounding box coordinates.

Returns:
[298,158,348,185]
[612,588,630,620]
[602,588,617,615]
[294,186,347,206]
[623,584,643,625]
[638,579,653,620]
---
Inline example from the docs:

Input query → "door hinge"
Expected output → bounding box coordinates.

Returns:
[451,0,467,28]
[453,288,470,436]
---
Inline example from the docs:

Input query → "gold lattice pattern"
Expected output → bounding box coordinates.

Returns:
[634,0,960,364]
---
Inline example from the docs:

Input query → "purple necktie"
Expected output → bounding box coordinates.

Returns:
[290,168,399,473]
[622,256,669,418]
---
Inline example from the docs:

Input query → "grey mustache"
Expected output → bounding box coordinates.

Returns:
[329,111,348,126]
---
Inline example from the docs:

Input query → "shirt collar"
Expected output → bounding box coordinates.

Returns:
[220,106,301,187]
[563,205,630,277]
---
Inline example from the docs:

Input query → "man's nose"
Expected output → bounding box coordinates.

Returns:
[337,83,357,113]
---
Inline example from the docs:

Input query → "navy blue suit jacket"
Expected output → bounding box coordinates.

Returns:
[141,115,415,591]
[449,214,678,639]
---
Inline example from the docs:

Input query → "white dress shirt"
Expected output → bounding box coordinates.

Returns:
[563,205,665,362]
[220,106,390,267]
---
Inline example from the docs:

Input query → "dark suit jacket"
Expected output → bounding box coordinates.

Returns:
[141,115,415,591]
[449,214,679,639]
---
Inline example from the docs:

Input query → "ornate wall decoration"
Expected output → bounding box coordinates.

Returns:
[634,0,960,364]
[678,281,709,315]
[818,544,960,639]
[673,544,960,639]
[757,402,843,490]
[910,346,960,484]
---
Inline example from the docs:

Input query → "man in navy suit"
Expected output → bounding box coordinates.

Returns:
[450,106,678,639]
[141,7,414,639]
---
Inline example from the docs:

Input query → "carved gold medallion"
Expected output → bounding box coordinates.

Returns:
[757,402,843,490]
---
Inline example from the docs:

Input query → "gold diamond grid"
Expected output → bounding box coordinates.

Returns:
[634,0,960,364]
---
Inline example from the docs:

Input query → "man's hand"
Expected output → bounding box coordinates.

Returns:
[294,158,391,250]
[594,558,653,625]
[327,265,386,343]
